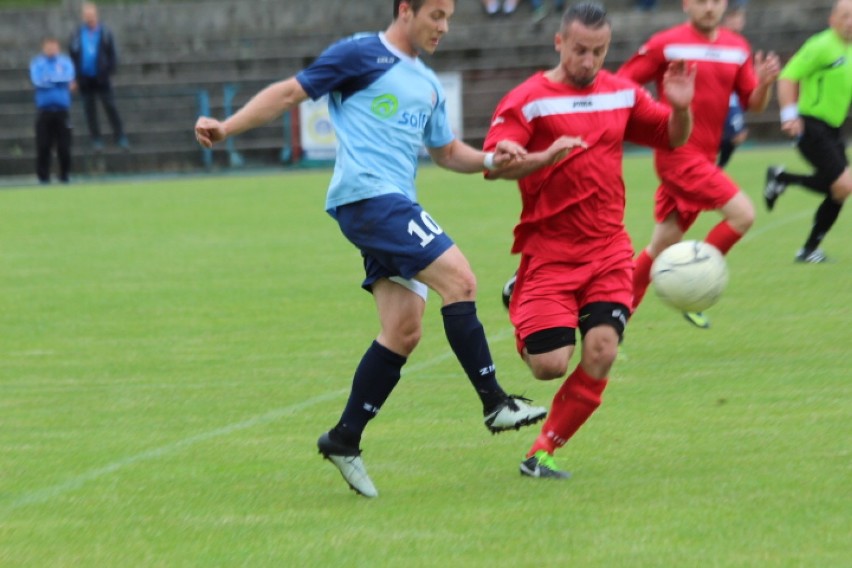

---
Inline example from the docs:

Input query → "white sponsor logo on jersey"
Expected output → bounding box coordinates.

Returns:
[522,89,636,121]
[663,44,748,65]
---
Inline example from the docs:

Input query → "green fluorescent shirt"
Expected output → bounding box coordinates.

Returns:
[780,28,852,127]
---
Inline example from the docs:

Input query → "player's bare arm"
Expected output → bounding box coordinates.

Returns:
[428,139,527,174]
[776,77,804,138]
[746,50,782,112]
[662,60,696,148]
[486,136,587,180]
[195,77,308,148]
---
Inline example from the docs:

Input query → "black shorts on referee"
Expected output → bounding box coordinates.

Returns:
[797,115,849,186]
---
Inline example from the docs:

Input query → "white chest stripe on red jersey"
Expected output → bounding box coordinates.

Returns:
[522,89,636,122]
[663,44,748,65]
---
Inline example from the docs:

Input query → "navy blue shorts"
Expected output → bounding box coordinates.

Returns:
[722,103,746,141]
[332,193,455,294]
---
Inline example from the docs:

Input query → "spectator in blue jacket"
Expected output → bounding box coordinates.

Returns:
[68,2,128,151]
[30,36,75,183]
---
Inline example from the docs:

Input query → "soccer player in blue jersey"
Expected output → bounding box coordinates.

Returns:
[195,0,547,498]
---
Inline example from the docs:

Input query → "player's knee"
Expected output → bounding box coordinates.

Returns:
[380,322,422,355]
[458,271,478,298]
[578,302,627,369]
[741,215,755,233]
[398,326,423,354]
[831,175,852,201]
[582,330,619,369]
[523,327,575,380]
[529,357,569,380]
[442,270,477,302]
[727,208,754,233]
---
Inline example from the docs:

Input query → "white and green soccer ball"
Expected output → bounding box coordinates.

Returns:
[651,240,729,313]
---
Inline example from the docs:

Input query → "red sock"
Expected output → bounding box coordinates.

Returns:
[527,366,608,457]
[632,249,654,312]
[704,221,743,255]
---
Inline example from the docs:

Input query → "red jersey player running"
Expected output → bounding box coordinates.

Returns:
[618,0,780,329]
[484,2,695,478]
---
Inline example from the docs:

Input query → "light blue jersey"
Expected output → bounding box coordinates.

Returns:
[296,33,455,212]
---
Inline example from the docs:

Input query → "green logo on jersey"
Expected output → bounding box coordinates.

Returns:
[371,94,399,119]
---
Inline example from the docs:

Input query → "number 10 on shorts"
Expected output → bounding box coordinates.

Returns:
[408,211,444,248]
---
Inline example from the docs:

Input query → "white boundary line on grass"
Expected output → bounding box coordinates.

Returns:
[2,328,514,514]
[2,390,346,513]
[740,211,813,244]
[0,205,814,514]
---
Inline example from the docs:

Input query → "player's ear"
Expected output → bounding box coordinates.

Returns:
[554,32,562,53]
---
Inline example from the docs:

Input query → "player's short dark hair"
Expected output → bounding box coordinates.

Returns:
[394,0,427,18]
[561,2,610,32]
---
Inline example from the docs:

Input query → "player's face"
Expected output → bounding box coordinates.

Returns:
[683,0,727,35]
[830,0,852,42]
[82,4,99,28]
[721,10,745,33]
[402,0,454,55]
[555,21,611,88]
[42,39,60,58]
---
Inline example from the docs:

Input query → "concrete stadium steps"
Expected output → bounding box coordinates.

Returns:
[0,0,840,177]
[1,135,293,178]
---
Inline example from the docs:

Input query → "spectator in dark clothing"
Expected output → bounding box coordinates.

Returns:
[30,36,75,183]
[718,5,749,168]
[68,1,128,151]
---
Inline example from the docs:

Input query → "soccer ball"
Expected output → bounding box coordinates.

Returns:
[651,241,729,312]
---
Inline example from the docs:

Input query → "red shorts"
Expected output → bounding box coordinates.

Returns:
[510,251,633,355]
[654,153,740,232]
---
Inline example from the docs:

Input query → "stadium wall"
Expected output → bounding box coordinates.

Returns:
[0,0,839,178]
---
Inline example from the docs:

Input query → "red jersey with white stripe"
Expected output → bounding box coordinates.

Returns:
[618,22,757,161]
[484,70,672,263]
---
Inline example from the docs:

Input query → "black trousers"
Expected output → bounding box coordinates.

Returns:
[35,109,72,182]
[78,77,125,142]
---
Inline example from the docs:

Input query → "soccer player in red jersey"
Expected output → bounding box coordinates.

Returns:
[618,0,780,329]
[483,2,695,478]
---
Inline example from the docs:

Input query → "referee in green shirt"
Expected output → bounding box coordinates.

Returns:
[764,0,852,263]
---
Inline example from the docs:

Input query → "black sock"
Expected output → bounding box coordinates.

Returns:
[441,301,506,413]
[804,197,843,252]
[334,340,407,446]
[777,171,829,195]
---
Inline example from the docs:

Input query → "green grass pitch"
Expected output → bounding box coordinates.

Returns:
[1,147,849,566]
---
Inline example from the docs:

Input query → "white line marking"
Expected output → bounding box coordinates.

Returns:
[2,326,514,513]
[0,206,808,513]
[3,390,346,512]
[741,211,812,244]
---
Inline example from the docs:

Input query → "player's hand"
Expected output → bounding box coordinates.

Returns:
[547,135,587,164]
[781,117,803,139]
[754,51,781,86]
[194,117,227,148]
[662,60,697,111]
[492,139,528,167]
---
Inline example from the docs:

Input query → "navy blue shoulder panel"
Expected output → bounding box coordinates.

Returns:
[296,33,400,102]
